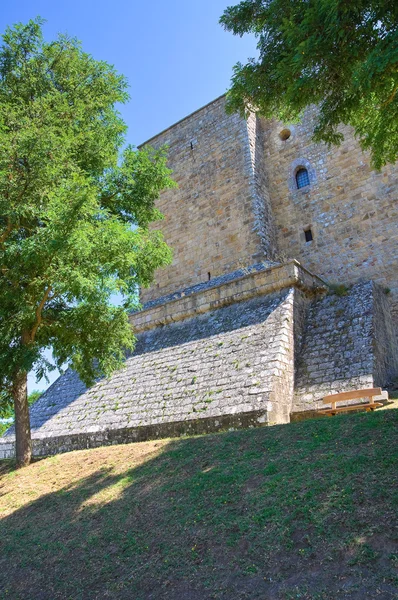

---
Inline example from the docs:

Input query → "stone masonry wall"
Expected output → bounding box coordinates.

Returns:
[140,96,276,304]
[372,284,398,387]
[245,112,279,260]
[293,282,398,414]
[132,260,325,333]
[0,289,299,459]
[261,107,398,322]
[2,266,395,459]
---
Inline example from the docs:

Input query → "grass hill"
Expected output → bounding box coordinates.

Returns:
[0,409,397,600]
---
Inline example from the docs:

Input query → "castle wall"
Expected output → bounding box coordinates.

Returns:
[261,107,398,321]
[132,260,324,332]
[140,96,276,304]
[0,263,322,459]
[372,283,398,386]
[245,112,278,260]
[293,282,398,414]
[0,289,298,459]
[2,98,398,459]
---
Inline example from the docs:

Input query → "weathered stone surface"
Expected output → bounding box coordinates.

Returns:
[293,282,398,413]
[141,96,398,327]
[132,260,325,333]
[1,274,397,459]
[262,106,398,323]
[1,287,302,458]
[140,96,277,304]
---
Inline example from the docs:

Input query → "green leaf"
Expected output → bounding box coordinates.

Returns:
[220,0,398,169]
[0,18,174,410]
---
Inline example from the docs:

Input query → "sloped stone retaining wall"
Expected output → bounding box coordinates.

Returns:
[1,287,303,458]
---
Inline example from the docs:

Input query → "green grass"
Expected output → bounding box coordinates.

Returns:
[0,410,397,599]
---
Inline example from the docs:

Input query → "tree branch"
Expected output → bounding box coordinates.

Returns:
[30,286,52,343]
[0,217,13,246]
[382,83,398,108]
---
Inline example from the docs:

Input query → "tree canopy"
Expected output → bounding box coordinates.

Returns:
[0,19,175,465]
[220,0,398,169]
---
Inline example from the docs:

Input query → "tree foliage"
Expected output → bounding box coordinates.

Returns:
[220,0,398,169]
[0,19,175,464]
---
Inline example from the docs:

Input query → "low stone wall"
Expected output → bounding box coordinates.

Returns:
[132,259,325,332]
[0,410,275,459]
[293,282,398,414]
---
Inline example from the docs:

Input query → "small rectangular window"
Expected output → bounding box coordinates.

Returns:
[304,228,313,242]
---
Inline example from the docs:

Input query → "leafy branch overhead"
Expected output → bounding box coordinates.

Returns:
[220,0,398,169]
[0,18,175,464]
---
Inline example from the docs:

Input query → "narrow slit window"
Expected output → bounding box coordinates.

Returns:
[304,228,313,242]
[208,272,211,281]
[296,168,310,189]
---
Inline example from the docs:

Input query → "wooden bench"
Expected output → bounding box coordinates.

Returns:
[318,388,386,416]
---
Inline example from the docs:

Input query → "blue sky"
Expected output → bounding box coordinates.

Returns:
[0,1,257,392]
[1,1,256,146]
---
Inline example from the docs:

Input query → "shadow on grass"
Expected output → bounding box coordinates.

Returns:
[1,410,397,600]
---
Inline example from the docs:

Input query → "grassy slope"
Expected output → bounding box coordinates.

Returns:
[0,410,397,600]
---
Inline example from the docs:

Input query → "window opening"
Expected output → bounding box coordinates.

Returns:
[304,228,313,243]
[296,168,310,189]
[279,128,291,141]
[208,272,211,281]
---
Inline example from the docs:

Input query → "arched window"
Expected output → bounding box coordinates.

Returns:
[296,168,310,189]
[288,159,316,192]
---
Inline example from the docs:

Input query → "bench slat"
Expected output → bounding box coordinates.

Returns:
[322,388,381,404]
[319,402,383,415]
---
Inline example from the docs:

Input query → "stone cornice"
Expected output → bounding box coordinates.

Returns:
[130,260,327,333]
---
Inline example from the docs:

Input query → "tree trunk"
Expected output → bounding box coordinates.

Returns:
[12,370,31,467]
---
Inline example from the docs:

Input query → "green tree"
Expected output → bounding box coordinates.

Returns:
[0,19,175,466]
[220,0,398,169]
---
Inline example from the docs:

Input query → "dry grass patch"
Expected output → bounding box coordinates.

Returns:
[0,439,170,517]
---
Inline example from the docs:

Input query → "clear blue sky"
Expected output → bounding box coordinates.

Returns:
[1,1,257,392]
[1,1,256,146]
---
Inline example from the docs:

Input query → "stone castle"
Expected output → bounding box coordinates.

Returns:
[1,95,398,458]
